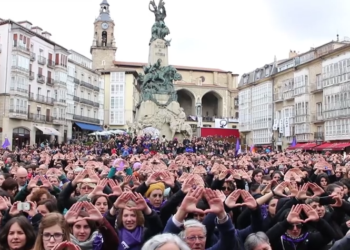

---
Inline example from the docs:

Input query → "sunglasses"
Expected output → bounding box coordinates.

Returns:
[221,186,233,191]
[287,223,303,230]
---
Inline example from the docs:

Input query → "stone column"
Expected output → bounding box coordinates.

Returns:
[149,39,169,66]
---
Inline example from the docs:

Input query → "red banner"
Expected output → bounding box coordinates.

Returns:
[200,128,239,138]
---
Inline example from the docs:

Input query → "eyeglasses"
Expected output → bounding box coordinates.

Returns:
[81,186,94,190]
[42,233,64,241]
[185,235,206,242]
[287,223,303,230]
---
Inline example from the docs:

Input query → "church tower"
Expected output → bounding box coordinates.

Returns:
[91,0,117,70]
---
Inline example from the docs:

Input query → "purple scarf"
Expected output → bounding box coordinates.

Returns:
[145,199,166,213]
[118,227,143,250]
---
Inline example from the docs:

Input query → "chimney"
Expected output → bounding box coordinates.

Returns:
[18,20,32,29]
[42,31,52,40]
[289,50,298,59]
[31,26,43,34]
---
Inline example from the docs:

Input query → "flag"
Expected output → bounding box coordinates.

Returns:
[291,137,297,147]
[250,145,256,153]
[2,138,10,149]
[235,138,241,155]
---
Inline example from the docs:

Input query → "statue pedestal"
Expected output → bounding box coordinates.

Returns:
[149,39,169,66]
[135,100,192,140]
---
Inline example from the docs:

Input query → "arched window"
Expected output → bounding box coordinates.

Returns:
[102,31,107,46]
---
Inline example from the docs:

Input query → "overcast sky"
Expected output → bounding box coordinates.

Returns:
[1,0,350,76]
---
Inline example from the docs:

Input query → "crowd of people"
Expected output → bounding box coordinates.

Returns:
[0,134,349,250]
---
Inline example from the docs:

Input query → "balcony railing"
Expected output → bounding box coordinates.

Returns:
[47,59,55,69]
[273,92,283,102]
[314,132,324,140]
[30,52,36,61]
[29,92,35,100]
[54,99,66,104]
[93,86,99,92]
[311,113,323,122]
[38,56,46,65]
[294,85,308,96]
[283,90,294,100]
[9,86,28,96]
[47,77,54,86]
[54,79,67,87]
[36,94,47,103]
[29,71,34,80]
[28,113,53,123]
[73,77,80,84]
[73,114,100,124]
[93,102,99,108]
[13,43,30,54]
[9,108,27,119]
[53,116,66,125]
[11,65,29,74]
[81,81,94,89]
[80,98,94,106]
[73,96,80,102]
[310,81,323,92]
[37,74,45,84]
[294,114,311,123]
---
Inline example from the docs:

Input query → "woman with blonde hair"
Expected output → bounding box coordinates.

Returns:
[34,212,80,250]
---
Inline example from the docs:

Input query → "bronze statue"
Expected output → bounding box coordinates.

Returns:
[149,0,166,22]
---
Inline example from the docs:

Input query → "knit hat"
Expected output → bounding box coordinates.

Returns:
[145,182,165,198]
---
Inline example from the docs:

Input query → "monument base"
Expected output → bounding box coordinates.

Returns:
[132,100,192,140]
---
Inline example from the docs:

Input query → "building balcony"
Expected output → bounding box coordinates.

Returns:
[54,62,67,71]
[36,94,47,104]
[37,74,45,84]
[294,114,311,123]
[33,94,54,105]
[9,86,28,97]
[54,79,67,87]
[28,113,53,123]
[73,96,80,102]
[294,85,308,96]
[73,114,100,124]
[30,52,36,62]
[273,92,283,102]
[47,77,54,86]
[29,71,34,81]
[29,92,35,101]
[93,102,99,108]
[80,98,94,106]
[9,108,27,119]
[54,99,67,106]
[13,43,30,55]
[310,81,323,93]
[73,77,80,84]
[81,81,94,89]
[52,116,66,125]
[295,134,313,142]
[38,56,46,65]
[11,65,29,75]
[93,86,100,92]
[283,90,294,100]
[311,113,324,123]
[314,132,324,140]
[323,107,350,120]
[47,59,55,69]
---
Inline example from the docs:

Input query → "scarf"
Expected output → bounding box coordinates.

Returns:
[70,231,99,250]
[118,227,143,250]
[145,199,166,213]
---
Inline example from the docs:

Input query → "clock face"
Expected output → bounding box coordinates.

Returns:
[101,22,109,30]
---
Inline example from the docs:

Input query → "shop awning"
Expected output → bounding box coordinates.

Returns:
[75,122,102,131]
[313,142,333,151]
[35,126,60,136]
[327,142,350,151]
[287,143,304,150]
[299,142,317,150]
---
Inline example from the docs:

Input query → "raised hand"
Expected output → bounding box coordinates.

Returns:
[65,202,82,224]
[82,201,103,222]
[52,241,82,250]
[87,169,100,183]
[273,181,289,197]
[241,190,257,210]
[296,183,311,200]
[203,188,225,216]
[90,179,107,197]
[302,204,319,222]
[9,201,21,217]
[27,201,37,217]
[108,179,122,197]
[131,176,141,189]
[308,183,324,197]
[27,176,39,190]
[215,190,226,203]
[179,187,204,214]
[129,192,148,211]
[160,171,175,188]
[114,192,132,209]
[40,176,53,190]
[224,190,241,208]
[0,196,9,211]
[181,175,195,194]
[145,172,160,186]
[72,169,87,186]
[286,204,304,224]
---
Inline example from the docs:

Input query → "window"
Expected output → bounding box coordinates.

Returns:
[265,66,270,77]
[74,106,76,114]
[12,55,30,71]
[80,108,83,116]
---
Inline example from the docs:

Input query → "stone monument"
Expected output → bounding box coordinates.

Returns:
[131,0,192,140]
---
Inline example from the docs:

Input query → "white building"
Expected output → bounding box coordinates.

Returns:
[67,50,104,140]
[0,19,70,147]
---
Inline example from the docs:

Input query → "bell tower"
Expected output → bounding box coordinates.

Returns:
[91,0,117,70]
